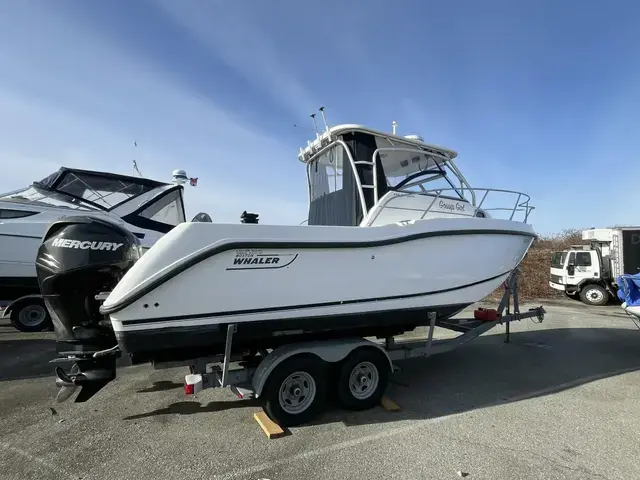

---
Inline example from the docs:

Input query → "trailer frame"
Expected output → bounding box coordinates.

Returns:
[151,269,545,427]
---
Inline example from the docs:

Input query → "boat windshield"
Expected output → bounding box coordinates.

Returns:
[41,170,158,210]
[0,168,166,212]
[0,186,97,211]
[377,149,465,200]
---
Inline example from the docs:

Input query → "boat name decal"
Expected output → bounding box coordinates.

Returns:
[438,200,467,212]
[227,249,298,270]
[51,238,124,252]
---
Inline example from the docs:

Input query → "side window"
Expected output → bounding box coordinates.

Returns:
[324,146,343,193]
[139,190,186,226]
[309,144,346,200]
[575,252,592,267]
[568,252,575,265]
[0,209,38,219]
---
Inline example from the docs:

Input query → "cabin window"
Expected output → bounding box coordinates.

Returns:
[139,189,186,226]
[307,143,362,226]
[309,145,345,200]
[0,208,38,219]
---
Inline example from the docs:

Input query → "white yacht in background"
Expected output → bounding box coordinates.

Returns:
[0,166,199,331]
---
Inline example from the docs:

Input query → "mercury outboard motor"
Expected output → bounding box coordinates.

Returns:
[36,216,143,402]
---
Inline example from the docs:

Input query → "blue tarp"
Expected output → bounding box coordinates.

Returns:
[617,274,640,307]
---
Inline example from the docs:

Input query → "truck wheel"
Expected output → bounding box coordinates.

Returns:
[262,355,328,427]
[579,284,609,306]
[10,299,52,332]
[335,347,390,411]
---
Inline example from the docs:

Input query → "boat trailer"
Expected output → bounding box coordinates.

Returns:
[153,269,545,428]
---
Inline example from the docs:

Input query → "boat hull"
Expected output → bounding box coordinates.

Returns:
[102,218,536,361]
[0,231,42,297]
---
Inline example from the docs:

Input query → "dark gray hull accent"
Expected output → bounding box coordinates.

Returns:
[117,302,472,364]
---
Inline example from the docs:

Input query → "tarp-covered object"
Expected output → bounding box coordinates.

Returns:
[616,274,640,307]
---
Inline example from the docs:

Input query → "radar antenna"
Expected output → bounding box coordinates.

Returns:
[392,121,398,135]
[172,169,188,185]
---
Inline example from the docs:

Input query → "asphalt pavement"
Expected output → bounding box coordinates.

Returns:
[1,299,639,480]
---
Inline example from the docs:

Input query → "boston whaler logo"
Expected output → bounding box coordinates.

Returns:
[227,249,298,271]
[51,238,124,252]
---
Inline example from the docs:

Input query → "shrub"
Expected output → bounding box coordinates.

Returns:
[487,228,584,301]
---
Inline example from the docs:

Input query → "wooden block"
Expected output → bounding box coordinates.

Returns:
[380,395,401,412]
[253,410,286,439]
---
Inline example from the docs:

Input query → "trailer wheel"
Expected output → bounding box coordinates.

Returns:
[335,348,389,411]
[579,284,609,306]
[262,355,328,427]
[10,298,52,332]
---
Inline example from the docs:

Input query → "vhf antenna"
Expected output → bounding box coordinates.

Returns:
[319,106,330,134]
[132,140,143,177]
[310,113,320,140]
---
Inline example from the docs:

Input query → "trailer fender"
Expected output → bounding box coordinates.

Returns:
[3,295,44,318]
[251,338,393,398]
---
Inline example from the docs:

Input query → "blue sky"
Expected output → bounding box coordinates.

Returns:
[0,0,638,234]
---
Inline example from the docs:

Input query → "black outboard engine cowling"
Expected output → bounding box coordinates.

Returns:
[36,216,143,402]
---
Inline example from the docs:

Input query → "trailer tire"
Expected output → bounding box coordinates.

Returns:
[9,298,52,332]
[262,355,328,428]
[579,284,609,306]
[335,347,389,411]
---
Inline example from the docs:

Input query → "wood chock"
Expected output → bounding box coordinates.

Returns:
[253,410,286,439]
[380,395,401,412]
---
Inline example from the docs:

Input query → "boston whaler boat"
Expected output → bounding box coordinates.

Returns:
[36,112,545,426]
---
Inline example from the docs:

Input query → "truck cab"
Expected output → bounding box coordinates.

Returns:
[549,227,640,307]
[549,246,610,306]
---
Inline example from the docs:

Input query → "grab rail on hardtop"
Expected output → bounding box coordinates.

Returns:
[417,187,534,223]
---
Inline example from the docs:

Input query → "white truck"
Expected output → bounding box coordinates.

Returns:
[549,227,640,306]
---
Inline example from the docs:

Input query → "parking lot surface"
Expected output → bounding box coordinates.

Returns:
[1,300,640,480]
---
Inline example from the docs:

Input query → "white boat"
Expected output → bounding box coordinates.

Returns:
[1,166,196,331]
[36,120,538,400]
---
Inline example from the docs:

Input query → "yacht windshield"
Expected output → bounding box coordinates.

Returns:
[377,149,464,199]
[50,170,156,210]
[0,186,96,211]
[1,168,169,212]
